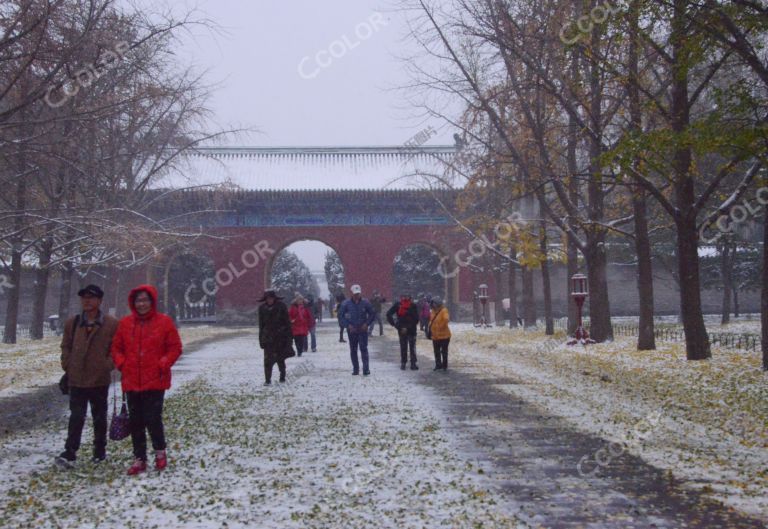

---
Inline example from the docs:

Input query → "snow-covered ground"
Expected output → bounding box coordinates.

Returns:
[0,328,524,529]
[2,321,766,527]
[449,324,768,522]
[0,326,249,398]
[591,314,761,335]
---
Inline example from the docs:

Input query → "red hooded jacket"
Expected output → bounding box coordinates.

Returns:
[288,303,311,336]
[111,285,182,392]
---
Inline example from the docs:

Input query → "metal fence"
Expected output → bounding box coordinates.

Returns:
[0,325,59,343]
[607,323,761,352]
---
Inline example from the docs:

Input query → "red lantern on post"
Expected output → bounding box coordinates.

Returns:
[568,273,595,345]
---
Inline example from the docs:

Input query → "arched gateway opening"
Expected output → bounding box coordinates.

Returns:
[267,239,345,316]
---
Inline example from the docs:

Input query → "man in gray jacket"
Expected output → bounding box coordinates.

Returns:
[57,284,119,467]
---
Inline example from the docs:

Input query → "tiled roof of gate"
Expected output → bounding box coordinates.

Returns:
[165,145,461,191]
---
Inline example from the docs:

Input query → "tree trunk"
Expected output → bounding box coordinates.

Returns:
[30,238,53,340]
[58,263,73,330]
[3,156,27,344]
[539,221,554,335]
[3,249,22,344]
[566,123,580,334]
[169,294,178,322]
[522,265,536,328]
[582,7,613,343]
[677,217,711,359]
[733,288,739,318]
[628,1,655,350]
[720,242,732,325]
[762,208,768,370]
[105,266,121,317]
[671,0,711,360]
[494,266,505,326]
[508,245,519,328]
[162,256,174,317]
[584,236,614,342]
[567,234,579,334]
[633,190,656,349]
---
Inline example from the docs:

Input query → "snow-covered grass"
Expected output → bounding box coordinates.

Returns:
[449,324,768,521]
[707,320,762,335]
[0,333,524,529]
[589,314,761,335]
[0,326,250,398]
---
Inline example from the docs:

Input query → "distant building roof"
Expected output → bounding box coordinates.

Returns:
[165,145,460,190]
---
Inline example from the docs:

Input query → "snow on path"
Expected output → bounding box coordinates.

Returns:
[0,327,525,529]
[448,324,768,523]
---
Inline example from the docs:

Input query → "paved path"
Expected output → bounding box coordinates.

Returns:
[368,332,766,528]
[1,324,765,528]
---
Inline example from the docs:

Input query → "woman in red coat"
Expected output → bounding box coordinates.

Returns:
[111,285,182,475]
[288,294,310,357]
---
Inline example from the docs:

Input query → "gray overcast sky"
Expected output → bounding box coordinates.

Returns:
[173,0,452,146]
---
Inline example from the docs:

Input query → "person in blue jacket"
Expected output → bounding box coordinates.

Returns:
[338,284,376,376]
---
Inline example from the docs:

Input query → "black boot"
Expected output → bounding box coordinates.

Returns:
[92,446,106,463]
[55,450,76,468]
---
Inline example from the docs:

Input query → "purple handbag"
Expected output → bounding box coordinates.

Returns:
[109,375,130,441]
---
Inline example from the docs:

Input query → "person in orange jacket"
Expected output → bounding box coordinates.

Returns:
[428,298,451,371]
[111,285,182,475]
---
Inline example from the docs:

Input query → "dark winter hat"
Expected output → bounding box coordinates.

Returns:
[257,289,283,302]
[77,284,104,299]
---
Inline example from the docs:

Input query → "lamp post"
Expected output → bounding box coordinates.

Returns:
[474,284,491,328]
[567,274,595,345]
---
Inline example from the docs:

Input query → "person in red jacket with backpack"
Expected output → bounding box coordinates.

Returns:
[111,285,182,476]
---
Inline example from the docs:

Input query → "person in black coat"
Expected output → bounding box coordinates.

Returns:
[386,293,420,370]
[258,289,293,385]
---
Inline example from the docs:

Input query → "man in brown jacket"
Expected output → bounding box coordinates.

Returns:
[56,284,119,467]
